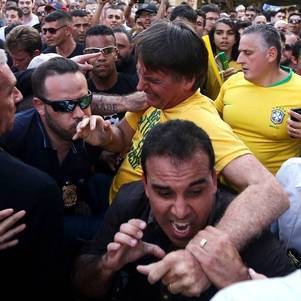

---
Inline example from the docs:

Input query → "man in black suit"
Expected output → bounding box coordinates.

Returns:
[0,48,64,300]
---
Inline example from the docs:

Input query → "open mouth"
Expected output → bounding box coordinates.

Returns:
[170,221,191,235]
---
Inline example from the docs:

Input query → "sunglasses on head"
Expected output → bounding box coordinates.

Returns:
[42,24,67,35]
[289,19,301,24]
[83,46,117,55]
[38,91,92,113]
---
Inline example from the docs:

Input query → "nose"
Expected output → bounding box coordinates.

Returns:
[72,104,85,119]
[14,87,23,104]
[237,52,243,64]
[172,197,190,219]
[136,75,146,92]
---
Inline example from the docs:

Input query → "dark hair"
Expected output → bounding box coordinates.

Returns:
[45,10,72,23]
[200,4,220,15]
[112,26,131,42]
[141,119,215,177]
[235,19,251,32]
[246,5,257,13]
[6,5,23,18]
[170,4,197,24]
[288,12,301,21]
[6,25,42,54]
[86,24,116,43]
[71,9,88,17]
[106,4,124,12]
[32,57,79,98]
[209,18,240,60]
[243,24,282,65]
[196,8,205,18]
[292,40,301,60]
[134,20,208,91]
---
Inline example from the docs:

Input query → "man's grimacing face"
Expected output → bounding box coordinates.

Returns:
[143,152,217,248]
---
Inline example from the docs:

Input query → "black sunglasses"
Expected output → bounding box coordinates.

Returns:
[285,44,293,51]
[42,24,67,35]
[39,91,92,113]
[83,46,117,55]
[289,19,301,24]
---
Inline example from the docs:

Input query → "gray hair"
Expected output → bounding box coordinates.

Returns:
[0,49,7,65]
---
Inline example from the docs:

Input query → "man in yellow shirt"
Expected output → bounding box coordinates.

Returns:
[74,20,288,297]
[215,24,301,175]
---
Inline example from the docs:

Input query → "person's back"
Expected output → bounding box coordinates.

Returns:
[0,48,64,300]
[0,147,64,300]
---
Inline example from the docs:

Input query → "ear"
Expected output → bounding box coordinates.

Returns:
[33,49,41,57]
[142,174,149,198]
[211,169,218,194]
[266,46,278,63]
[291,55,298,65]
[32,97,46,117]
[183,75,196,91]
[113,49,118,61]
[66,25,73,35]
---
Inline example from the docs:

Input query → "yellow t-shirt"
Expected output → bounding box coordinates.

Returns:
[110,91,250,201]
[202,35,241,100]
[215,71,301,175]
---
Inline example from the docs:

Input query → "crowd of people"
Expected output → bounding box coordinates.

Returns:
[0,0,301,300]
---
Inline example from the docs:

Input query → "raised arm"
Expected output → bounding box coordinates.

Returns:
[216,154,289,249]
[73,115,135,153]
[91,91,148,116]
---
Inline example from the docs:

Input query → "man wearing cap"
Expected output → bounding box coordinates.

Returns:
[135,3,157,30]
[44,1,67,15]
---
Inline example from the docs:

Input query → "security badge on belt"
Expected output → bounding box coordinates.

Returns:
[62,182,77,207]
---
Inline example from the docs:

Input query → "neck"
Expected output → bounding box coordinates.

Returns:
[252,66,288,87]
[56,38,76,58]
[22,13,33,24]
[43,123,72,164]
[91,71,118,91]
[164,90,196,110]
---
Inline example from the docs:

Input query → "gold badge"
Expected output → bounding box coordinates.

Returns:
[62,183,77,208]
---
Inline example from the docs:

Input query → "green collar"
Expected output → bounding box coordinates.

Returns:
[268,66,293,87]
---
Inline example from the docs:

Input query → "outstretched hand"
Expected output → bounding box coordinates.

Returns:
[137,249,210,297]
[104,219,166,272]
[73,115,113,146]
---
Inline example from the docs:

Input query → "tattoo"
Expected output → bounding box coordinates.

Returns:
[100,103,118,113]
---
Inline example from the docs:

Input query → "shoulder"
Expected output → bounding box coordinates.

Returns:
[112,181,147,215]
[2,109,38,146]
[0,150,62,206]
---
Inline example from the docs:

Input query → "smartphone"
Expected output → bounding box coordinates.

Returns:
[291,108,301,122]
[216,52,229,70]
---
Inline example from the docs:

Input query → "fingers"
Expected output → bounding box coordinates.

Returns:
[71,52,102,64]
[113,219,146,247]
[73,115,105,140]
[248,268,267,280]
[137,253,176,284]
[0,223,26,244]
[0,210,26,235]
[0,239,19,251]
[0,209,14,221]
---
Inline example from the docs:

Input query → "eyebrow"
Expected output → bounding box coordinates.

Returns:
[151,178,207,190]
